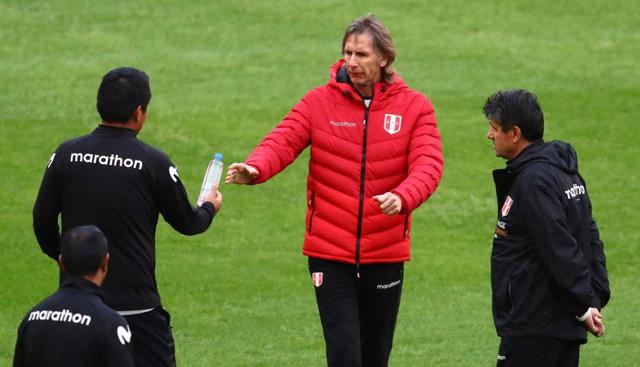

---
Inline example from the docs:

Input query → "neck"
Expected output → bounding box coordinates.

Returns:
[101,121,139,132]
[82,272,104,287]
[354,83,374,98]
[510,141,533,160]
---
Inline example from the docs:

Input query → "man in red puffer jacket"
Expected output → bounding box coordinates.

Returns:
[226,14,443,367]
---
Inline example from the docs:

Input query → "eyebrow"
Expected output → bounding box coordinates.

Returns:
[344,48,369,54]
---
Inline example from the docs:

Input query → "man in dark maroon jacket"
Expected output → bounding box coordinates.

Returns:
[226,15,443,367]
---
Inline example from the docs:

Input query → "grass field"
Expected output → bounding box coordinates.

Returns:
[1,0,638,365]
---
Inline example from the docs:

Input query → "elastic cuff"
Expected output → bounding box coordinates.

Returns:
[392,191,408,213]
[576,308,591,322]
[244,162,261,185]
[201,201,217,216]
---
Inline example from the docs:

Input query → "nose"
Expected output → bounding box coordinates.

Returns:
[486,129,493,140]
[346,55,357,68]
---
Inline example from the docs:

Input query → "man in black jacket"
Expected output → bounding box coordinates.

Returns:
[483,89,610,367]
[32,67,222,367]
[14,225,134,367]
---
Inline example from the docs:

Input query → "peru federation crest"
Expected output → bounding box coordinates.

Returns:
[501,196,513,217]
[312,272,323,287]
[384,114,402,135]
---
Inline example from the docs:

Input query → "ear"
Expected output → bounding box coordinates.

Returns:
[130,106,147,132]
[132,106,146,123]
[511,126,523,143]
[58,255,67,272]
[101,253,110,273]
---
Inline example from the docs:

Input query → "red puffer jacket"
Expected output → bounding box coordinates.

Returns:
[245,60,443,264]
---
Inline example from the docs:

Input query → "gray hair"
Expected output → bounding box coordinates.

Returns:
[342,14,396,82]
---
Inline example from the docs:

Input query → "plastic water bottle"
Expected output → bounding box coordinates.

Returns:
[197,153,224,206]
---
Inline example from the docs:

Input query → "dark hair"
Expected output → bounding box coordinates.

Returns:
[60,225,108,277]
[342,14,396,82]
[96,67,151,123]
[483,89,544,141]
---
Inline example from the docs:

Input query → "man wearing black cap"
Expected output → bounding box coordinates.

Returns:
[32,67,222,367]
[14,225,134,367]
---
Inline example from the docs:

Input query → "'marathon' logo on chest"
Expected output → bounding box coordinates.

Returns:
[329,120,357,128]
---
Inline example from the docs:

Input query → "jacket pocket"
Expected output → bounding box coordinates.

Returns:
[306,191,316,233]
[402,213,410,239]
[507,278,513,314]
[507,270,528,316]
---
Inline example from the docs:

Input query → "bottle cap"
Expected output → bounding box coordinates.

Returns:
[214,153,223,160]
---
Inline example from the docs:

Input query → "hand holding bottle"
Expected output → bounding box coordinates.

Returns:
[202,188,222,213]
[198,153,224,207]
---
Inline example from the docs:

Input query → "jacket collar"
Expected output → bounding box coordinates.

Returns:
[94,124,139,137]
[507,140,543,163]
[60,277,104,299]
[328,60,407,104]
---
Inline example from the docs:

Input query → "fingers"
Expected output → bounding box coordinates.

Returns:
[212,191,223,212]
[372,192,389,203]
[373,192,402,215]
[225,163,248,184]
[201,190,223,211]
[591,318,605,337]
[584,308,606,337]
[584,316,598,336]
[592,308,605,337]
[225,163,259,185]
[203,184,220,204]
[224,163,242,184]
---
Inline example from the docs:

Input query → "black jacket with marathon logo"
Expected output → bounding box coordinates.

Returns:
[491,140,610,342]
[33,125,215,310]
[13,277,134,367]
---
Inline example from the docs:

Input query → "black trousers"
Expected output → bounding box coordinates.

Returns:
[123,306,177,367]
[497,336,580,367]
[309,257,404,367]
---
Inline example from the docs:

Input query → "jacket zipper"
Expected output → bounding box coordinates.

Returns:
[355,97,371,278]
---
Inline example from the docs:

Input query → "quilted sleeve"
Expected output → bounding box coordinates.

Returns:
[392,97,444,212]
[244,93,313,184]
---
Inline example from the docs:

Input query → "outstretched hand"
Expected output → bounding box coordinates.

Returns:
[225,163,259,185]
[373,192,402,215]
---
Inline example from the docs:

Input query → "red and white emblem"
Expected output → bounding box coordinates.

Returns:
[501,196,513,217]
[312,272,323,287]
[384,114,402,135]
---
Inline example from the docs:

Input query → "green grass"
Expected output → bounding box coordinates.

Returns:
[1,0,638,365]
